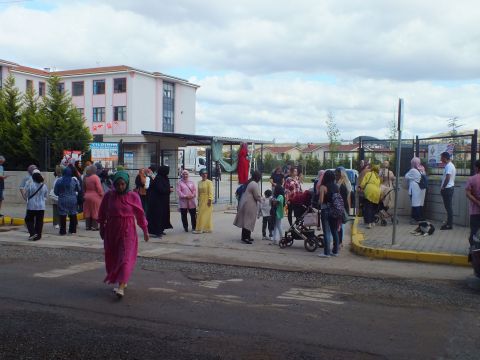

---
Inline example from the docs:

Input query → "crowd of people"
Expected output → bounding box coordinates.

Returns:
[1,150,480,295]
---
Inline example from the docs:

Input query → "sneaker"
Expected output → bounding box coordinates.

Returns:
[318,253,330,258]
[440,225,452,230]
[331,253,338,257]
[192,230,203,234]
[262,236,267,240]
[269,236,273,241]
[28,234,37,241]
[241,238,252,244]
[366,223,372,229]
[113,287,124,298]
[54,225,60,230]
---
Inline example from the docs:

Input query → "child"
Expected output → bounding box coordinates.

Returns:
[258,189,274,240]
[271,185,285,245]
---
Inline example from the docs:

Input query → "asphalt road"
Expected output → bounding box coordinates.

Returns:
[1,244,480,360]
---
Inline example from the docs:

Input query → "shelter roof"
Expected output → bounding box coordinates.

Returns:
[141,131,273,146]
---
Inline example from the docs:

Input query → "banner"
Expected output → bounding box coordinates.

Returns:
[427,143,454,168]
[61,150,82,166]
[90,142,118,169]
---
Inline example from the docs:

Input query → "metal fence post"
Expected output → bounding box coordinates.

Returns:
[472,129,478,176]
[392,99,404,246]
[415,136,419,157]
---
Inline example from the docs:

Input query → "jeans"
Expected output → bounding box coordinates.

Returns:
[180,208,197,231]
[441,187,454,226]
[469,214,480,246]
[273,217,282,243]
[60,214,77,235]
[262,216,274,237]
[25,210,44,238]
[321,210,339,255]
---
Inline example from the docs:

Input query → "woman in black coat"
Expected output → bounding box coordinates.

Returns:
[147,165,173,237]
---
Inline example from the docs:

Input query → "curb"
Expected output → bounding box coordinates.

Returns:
[350,217,469,267]
[1,213,84,226]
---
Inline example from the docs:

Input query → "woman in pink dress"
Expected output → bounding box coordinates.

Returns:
[177,170,197,232]
[98,171,149,298]
[83,165,104,230]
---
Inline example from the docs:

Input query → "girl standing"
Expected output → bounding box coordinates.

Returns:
[98,171,149,298]
[271,185,285,246]
[25,170,48,241]
[177,170,197,232]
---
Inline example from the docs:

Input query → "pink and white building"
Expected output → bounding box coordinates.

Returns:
[0,59,199,136]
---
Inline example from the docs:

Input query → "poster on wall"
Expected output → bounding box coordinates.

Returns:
[124,152,134,170]
[428,143,454,168]
[90,142,118,169]
[61,150,82,166]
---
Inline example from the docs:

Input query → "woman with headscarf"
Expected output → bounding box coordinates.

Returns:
[359,164,381,229]
[49,165,63,230]
[405,157,427,224]
[98,171,149,298]
[147,165,173,237]
[193,168,213,234]
[134,168,148,212]
[177,169,197,232]
[234,170,262,244]
[54,166,81,235]
[83,165,104,230]
[313,170,326,207]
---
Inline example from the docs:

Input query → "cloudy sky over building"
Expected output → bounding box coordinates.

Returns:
[1,0,479,142]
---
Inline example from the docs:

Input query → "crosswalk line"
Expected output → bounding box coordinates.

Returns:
[278,287,345,305]
[34,261,104,278]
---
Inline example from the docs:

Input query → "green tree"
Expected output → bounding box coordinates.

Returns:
[326,111,340,152]
[387,116,398,140]
[41,75,91,168]
[0,75,25,165]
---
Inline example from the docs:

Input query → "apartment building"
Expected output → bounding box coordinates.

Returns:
[0,59,199,136]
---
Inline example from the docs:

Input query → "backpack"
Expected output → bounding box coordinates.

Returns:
[328,192,345,219]
[417,170,428,190]
[235,183,247,201]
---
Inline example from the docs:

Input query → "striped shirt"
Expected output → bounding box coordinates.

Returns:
[26,182,48,210]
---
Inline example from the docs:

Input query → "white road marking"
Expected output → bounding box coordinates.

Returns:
[277,287,345,305]
[198,278,244,289]
[138,248,180,256]
[149,287,177,293]
[33,261,103,278]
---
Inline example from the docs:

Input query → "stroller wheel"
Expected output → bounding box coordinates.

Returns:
[279,239,287,249]
[316,234,324,248]
[381,219,387,226]
[304,237,317,252]
[374,214,380,224]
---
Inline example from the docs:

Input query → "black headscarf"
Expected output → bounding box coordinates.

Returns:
[157,165,169,177]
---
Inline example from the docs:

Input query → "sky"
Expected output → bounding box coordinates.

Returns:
[1,0,479,143]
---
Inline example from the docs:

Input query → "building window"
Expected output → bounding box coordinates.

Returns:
[113,78,126,93]
[113,106,127,121]
[72,81,84,96]
[39,82,45,96]
[92,107,105,122]
[77,108,84,118]
[163,82,174,132]
[26,80,33,91]
[93,80,105,95]
[57,82,65,94]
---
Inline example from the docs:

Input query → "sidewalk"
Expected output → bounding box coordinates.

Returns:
[0,203,473,281]
[351,216,470,266]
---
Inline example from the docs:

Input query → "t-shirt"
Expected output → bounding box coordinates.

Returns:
[441,162,456,188]
[270,173,284,186]
[275,195,285,219]
[466,174,480,215]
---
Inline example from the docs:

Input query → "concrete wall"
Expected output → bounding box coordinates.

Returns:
[393,177,469,226]
[2,171,57,205]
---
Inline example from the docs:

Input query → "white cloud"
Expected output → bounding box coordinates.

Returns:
[0,1,479,142]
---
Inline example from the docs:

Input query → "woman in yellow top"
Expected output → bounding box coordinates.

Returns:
[360,164,381,229]
[193,168,214,234]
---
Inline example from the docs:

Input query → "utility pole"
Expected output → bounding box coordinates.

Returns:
[392,99,404,245]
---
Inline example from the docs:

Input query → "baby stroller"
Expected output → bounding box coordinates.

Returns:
[374,185,396,226]
[280,191,324,252]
